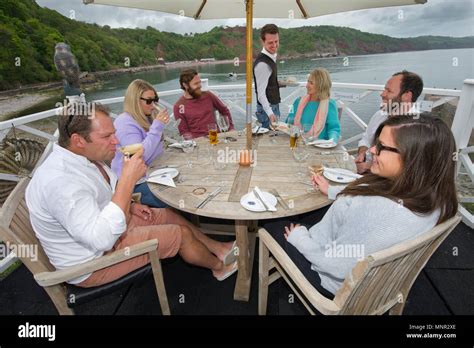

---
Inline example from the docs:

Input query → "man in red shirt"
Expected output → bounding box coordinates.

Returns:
[173,69,234,138]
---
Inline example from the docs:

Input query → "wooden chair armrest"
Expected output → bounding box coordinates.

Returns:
[34,239,158,287]
[258,228,340,315]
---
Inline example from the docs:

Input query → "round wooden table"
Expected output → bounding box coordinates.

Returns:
[148,130,356,301]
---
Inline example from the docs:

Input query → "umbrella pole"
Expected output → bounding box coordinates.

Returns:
[245,0,253,150]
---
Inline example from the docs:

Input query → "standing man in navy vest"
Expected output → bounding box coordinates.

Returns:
[253,24,284,129]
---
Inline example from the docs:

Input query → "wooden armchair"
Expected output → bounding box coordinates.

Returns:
[0,178,170,315]
[258,215,461,315]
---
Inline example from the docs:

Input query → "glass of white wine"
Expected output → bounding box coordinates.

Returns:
[302,123,315,145]
[293,146,310,179]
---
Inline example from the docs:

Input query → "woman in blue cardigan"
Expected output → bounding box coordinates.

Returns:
[286,68,341,143]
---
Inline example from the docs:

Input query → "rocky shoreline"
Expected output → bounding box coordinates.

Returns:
[0,59,237,120]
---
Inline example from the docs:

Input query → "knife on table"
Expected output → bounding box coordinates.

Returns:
[253,187,277,212]
[195,187,222,209]
[323,167,362,179]
[270,189,289,210]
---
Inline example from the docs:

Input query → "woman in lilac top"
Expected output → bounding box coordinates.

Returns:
[111,79,170,207]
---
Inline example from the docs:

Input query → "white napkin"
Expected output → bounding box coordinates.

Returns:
[168,140,197,149]
[307,139,336,146]
[253,186,277,212]
[147,173,176,187]
[252,126,269,134]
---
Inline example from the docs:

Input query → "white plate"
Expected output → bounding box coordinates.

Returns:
[323,168,358,183]
[312,140,337,149]
[240,191,277,212]
[252,126,269,135]
[149,168,179,179]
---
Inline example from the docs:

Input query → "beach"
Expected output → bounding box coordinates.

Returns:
[0,59,237,121]
[0,93,56,121]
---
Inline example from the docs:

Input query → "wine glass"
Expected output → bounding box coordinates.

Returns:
[293,146,310,179]
[217,115,230,143]
[302,123,315,145]
[181,133,195,168]
[153,102,168,113]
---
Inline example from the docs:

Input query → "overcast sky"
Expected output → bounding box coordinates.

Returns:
[36,0,473,38]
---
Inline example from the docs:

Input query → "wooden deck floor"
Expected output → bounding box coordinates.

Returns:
[0,222,472,316]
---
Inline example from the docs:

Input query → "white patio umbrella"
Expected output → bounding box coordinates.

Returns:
[84,0,427,149]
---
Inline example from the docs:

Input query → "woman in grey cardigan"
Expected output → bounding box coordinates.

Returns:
[264,114,458,297]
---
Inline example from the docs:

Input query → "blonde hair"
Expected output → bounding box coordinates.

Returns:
[123,79,157,131]
[308,68,332,100]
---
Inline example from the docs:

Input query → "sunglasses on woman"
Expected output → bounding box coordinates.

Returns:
[374,140,400,156]
[140,97,159,105]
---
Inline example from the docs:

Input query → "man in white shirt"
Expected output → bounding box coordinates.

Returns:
[355,70,423,173]
[253,23,285,129]
[26,103,238,287]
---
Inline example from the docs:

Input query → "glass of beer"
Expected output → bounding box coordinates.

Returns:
[208,123,218,145]
[290,125,300,149]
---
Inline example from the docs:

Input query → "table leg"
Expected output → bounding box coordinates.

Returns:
[234,220,257,301]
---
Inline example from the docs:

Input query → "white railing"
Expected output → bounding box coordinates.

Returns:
[0,81,472,227]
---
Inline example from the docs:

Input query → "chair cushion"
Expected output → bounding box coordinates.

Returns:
[66,264,152,308]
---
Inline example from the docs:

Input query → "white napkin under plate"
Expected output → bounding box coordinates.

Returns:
[147,173,176,187]
[252,126,269,134]
[307,139,336,146]
[253,186,277,211]
[168,140,197,149]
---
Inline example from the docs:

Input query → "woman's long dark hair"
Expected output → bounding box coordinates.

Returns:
[340,114,458,224]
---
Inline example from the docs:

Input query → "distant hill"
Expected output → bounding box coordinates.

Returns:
[1,0,473,90]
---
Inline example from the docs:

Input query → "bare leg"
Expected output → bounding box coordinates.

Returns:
[154,208,234,261]
[178,226,236,279]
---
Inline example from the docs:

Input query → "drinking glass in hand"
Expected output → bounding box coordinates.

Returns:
[208,123,218,145]
[153,102,168,113]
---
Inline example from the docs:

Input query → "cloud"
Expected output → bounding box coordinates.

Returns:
[36,0,473,37]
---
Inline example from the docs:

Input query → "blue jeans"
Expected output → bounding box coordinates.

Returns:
[256,103,280,129]
[134,182,168,208]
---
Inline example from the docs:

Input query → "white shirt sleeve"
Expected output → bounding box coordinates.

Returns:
[254,62,274,116]
[46,181,127,252]
[358,110,386,148]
